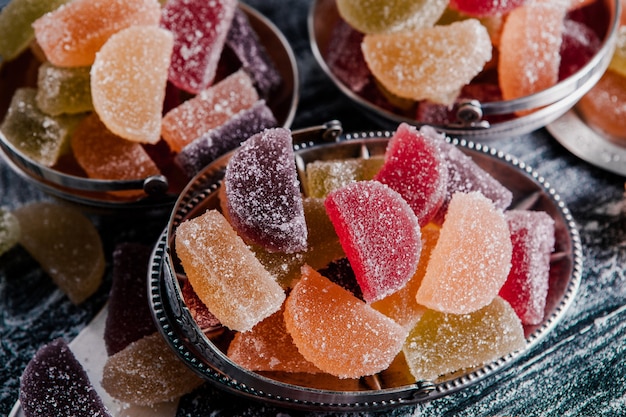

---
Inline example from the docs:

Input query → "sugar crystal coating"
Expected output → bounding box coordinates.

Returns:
[101,333,204,406]
[326,20,370,93]
[559,18,601,80]
[13,201,105,304]
[284,265,407,378]
[325,180,422,302]
[91,25,173,144]
[175,209,285,332]
[225,127,308,253]
[181,279,221,330]
[0,207,20,256]
[362,19,492,105]
[306,156,384,198]
[415,192,512,314]
[36,62,93,116]
[402,297,525,381]
[33,0,162,67]
[20,338,111,417]
[499,210,555,325]
[374,124,448,227]
[449,0,527,17]
[161,69,259,152]
[161,0,237,94]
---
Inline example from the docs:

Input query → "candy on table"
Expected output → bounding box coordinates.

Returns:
[36,62,93,116]
[577,69,626,142]
[70,113,161,197]
[224,127,308,254]
[227,304,322,374]
[0,0,70,62]
[371,223,439,330]
[415,192,512,315]
[284,265,407,379]
[326,20,370,93]
[20,338,111,417]
[324,180,422,303]
[174,99,278,178]
[180,279,222,330]
[0,88,83,167]
[559,18,602,80]
[101,332,204,406]
[402,297,526,381]
[448,0,527,18]
[498,0,568,104]
[499,210,555,325]
[13,201,105,304]
[175,209,285,332]
[90,25,173,144]
[374,123,448,227]
[432,140,512,225]
[361,19,492,105]
[32,0,161,67]
[226,8,282,98]
[161,0,237,94]
[0,207,20,256]
[161,69,259,153]
[336,0,448,34]
[305,156,385,198]
[104,243,158,356]
[608,26,626,79]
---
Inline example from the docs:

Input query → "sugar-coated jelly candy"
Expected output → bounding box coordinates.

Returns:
[577,70,626,143]
[161,69,259,152]
[326,20,370,93]
[608,26,626,79]
[415,192,512,314]
[362,19,492,105]
[371,223,439,330]
[433,141,512,224]
[13,201,105,304]
[0,208,20,256]
[559,18,601,80]
[175,209,285,332]
[449,0,527,17]
[336,0,448,34]
[499,210,555,325]
[228,304,322,374]
[36,63,93,116]
[33,0,161,67]
[101,333,204,406]
[498,0,567,103]
[325,180,422,302]
[225,127,308,253]
[20,339,111,417]
[0,88,82,167]
[226,8,282,98]
[374,124,448,227]
[306,156,384,198]
[0,0,70,62]
[402,297,525,381]
[91,25,173,144]
[71,114,161,195]
[104,243,158,356]
[284,265,407,378]
[174,100,278,178]
[181,280,221,330]
[161,0,237,94]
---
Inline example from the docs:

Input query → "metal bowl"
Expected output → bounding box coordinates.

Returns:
[308,0,620,139]
[149,122,583,411]
[0,3,298,211]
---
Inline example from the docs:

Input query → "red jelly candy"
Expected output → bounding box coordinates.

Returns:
[449,0,527,17]
[559,18,601,80]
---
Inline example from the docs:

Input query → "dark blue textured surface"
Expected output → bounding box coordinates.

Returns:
[2,1,626,416]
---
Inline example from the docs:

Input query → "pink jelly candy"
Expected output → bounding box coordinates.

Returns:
[374,123,448,227]
[449,0,527,17]
[161,0,237,94]
[224,127,307,253]
[324,180,422,303]
[499,210,555,325]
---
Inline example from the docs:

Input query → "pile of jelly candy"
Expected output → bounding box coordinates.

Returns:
[327,0,609,125]
[175,122,557,384]
[0,0,283,200]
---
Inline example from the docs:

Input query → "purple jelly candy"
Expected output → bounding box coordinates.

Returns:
[224,127,307,253]
[175,99,278,178]
[104,243,157,356]
[326,20,371,93]
[20,339,111,417]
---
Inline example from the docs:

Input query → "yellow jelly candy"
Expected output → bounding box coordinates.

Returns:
[362,19,492,105]
[91,25,173,144]
[305,156,384,198]
[608,26,626,79]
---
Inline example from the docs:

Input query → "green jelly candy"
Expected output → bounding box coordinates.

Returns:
[36,62,93,116]
[305,156,384,198]
[0,207,20,256]
[0,87,82,166]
